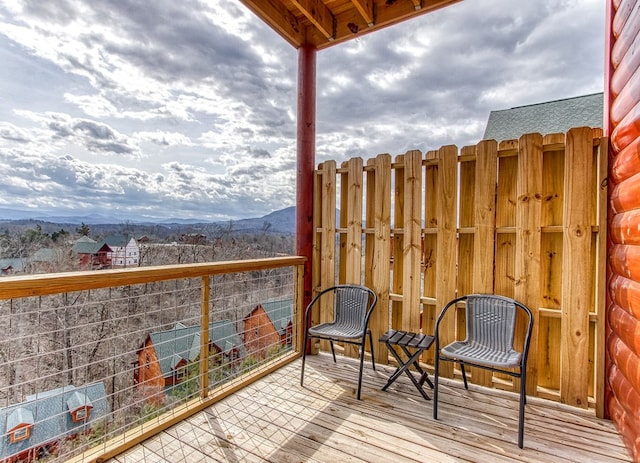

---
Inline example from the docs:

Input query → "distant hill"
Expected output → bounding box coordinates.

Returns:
[0,208,201,225]
[221,206,295,235]
[0,207,297,236]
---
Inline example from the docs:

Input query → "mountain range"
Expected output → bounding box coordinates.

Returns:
[0,206,297,235]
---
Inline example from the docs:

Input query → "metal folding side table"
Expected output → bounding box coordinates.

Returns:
[379,329,435,400]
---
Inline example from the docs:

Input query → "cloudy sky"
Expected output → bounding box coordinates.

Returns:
[0,0,605,222]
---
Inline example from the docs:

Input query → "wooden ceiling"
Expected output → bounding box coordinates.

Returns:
[239,0,462,50]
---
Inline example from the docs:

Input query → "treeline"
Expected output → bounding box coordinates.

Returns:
[1,221,295,270]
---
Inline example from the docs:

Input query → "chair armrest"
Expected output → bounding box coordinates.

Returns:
[434,295,466,351]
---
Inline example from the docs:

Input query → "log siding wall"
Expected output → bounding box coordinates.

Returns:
[312,130,607,411]
[607,0,640,459]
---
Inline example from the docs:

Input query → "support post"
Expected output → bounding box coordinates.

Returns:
[296,44,316,352]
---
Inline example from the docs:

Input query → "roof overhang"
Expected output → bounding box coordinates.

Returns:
[239,0,462,50]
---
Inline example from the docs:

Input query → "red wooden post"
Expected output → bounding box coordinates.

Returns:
[296,44,316,352]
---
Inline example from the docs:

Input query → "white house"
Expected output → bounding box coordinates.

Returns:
[103,235,139,267]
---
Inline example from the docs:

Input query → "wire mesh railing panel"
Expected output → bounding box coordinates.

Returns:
[0,260,300,462]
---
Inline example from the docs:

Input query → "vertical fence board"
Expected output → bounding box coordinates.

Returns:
[365,154,392,364]
[312,169,322,294]
[471,139,498,386]
[457,148,475,352]
[539,138,564,394]
[458,149,475,298]
[435,145,459,377]
[495,153,517,298]
[311,169,321,355]
[318,161,336,353]
[473,140,498,293]
[345,157,363,284]
[423,153,438,363]
[392,155,405,330]
[403,150,423,332]
[339,166,348,284]
[515,133,543,395]
[319,161,337,293]
[344,158,363,358]
[561,127,595,408]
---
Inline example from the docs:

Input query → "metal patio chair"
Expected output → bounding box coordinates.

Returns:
[300,285,377,400]
[433,294,533,448]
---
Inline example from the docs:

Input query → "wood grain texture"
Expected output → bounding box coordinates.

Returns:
[0,256,306,300]
[470,139,498,386]
[310,130,606,409]
[365,154,392,364]
[402,150,422,332]
[104,355,631,463]
[435,145,458,378]
[515,133,543,396]
[561,127,594,408]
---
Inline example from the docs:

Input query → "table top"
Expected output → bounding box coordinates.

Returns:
[379,329,434,350]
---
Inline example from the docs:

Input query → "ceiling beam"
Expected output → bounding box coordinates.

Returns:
[239,0,306,48]
[289,0,335,41]
[351,0,375,26]
[241,0,463,50]
[309,0,461,49]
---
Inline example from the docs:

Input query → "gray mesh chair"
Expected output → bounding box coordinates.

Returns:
[300,285,377,400]
[433,294,533,448]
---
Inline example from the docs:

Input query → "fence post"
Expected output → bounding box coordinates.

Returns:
[200,276,210,398]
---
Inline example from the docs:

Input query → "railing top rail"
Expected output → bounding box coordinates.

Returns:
[0,256,306,299]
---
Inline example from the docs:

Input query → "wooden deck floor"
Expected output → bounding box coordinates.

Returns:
[109,353,631,462]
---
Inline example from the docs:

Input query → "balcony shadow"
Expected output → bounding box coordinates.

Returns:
[133,352,631,462]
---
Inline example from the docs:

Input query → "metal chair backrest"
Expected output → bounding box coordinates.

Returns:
[465,294,519,354]
[332,285,376,332]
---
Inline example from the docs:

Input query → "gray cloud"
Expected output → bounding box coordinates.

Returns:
[0,0,604,221]
[40,113,138,156]
[249,147,271,159]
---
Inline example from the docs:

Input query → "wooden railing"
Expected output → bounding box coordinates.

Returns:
[312,128,608,415]
[0,256,305,463]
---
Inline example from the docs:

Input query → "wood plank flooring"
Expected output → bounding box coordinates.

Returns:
[109,353,631,462]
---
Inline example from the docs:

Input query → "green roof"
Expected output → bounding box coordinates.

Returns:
[31,248,61,262]
[149,320,243,377]
[0,258,26,273]
[0,383,109,459]
[260,298,293,335]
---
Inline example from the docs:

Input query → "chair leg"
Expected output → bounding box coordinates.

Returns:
[300,329,309,387]
[329,341,337,363]
[356,336,367,400]
[368,330,376,371]
[433,354,440,419]
[460,363,469,389]
[518,368,526,449]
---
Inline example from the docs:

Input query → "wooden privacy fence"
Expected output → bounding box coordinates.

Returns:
[311,127,608,414]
